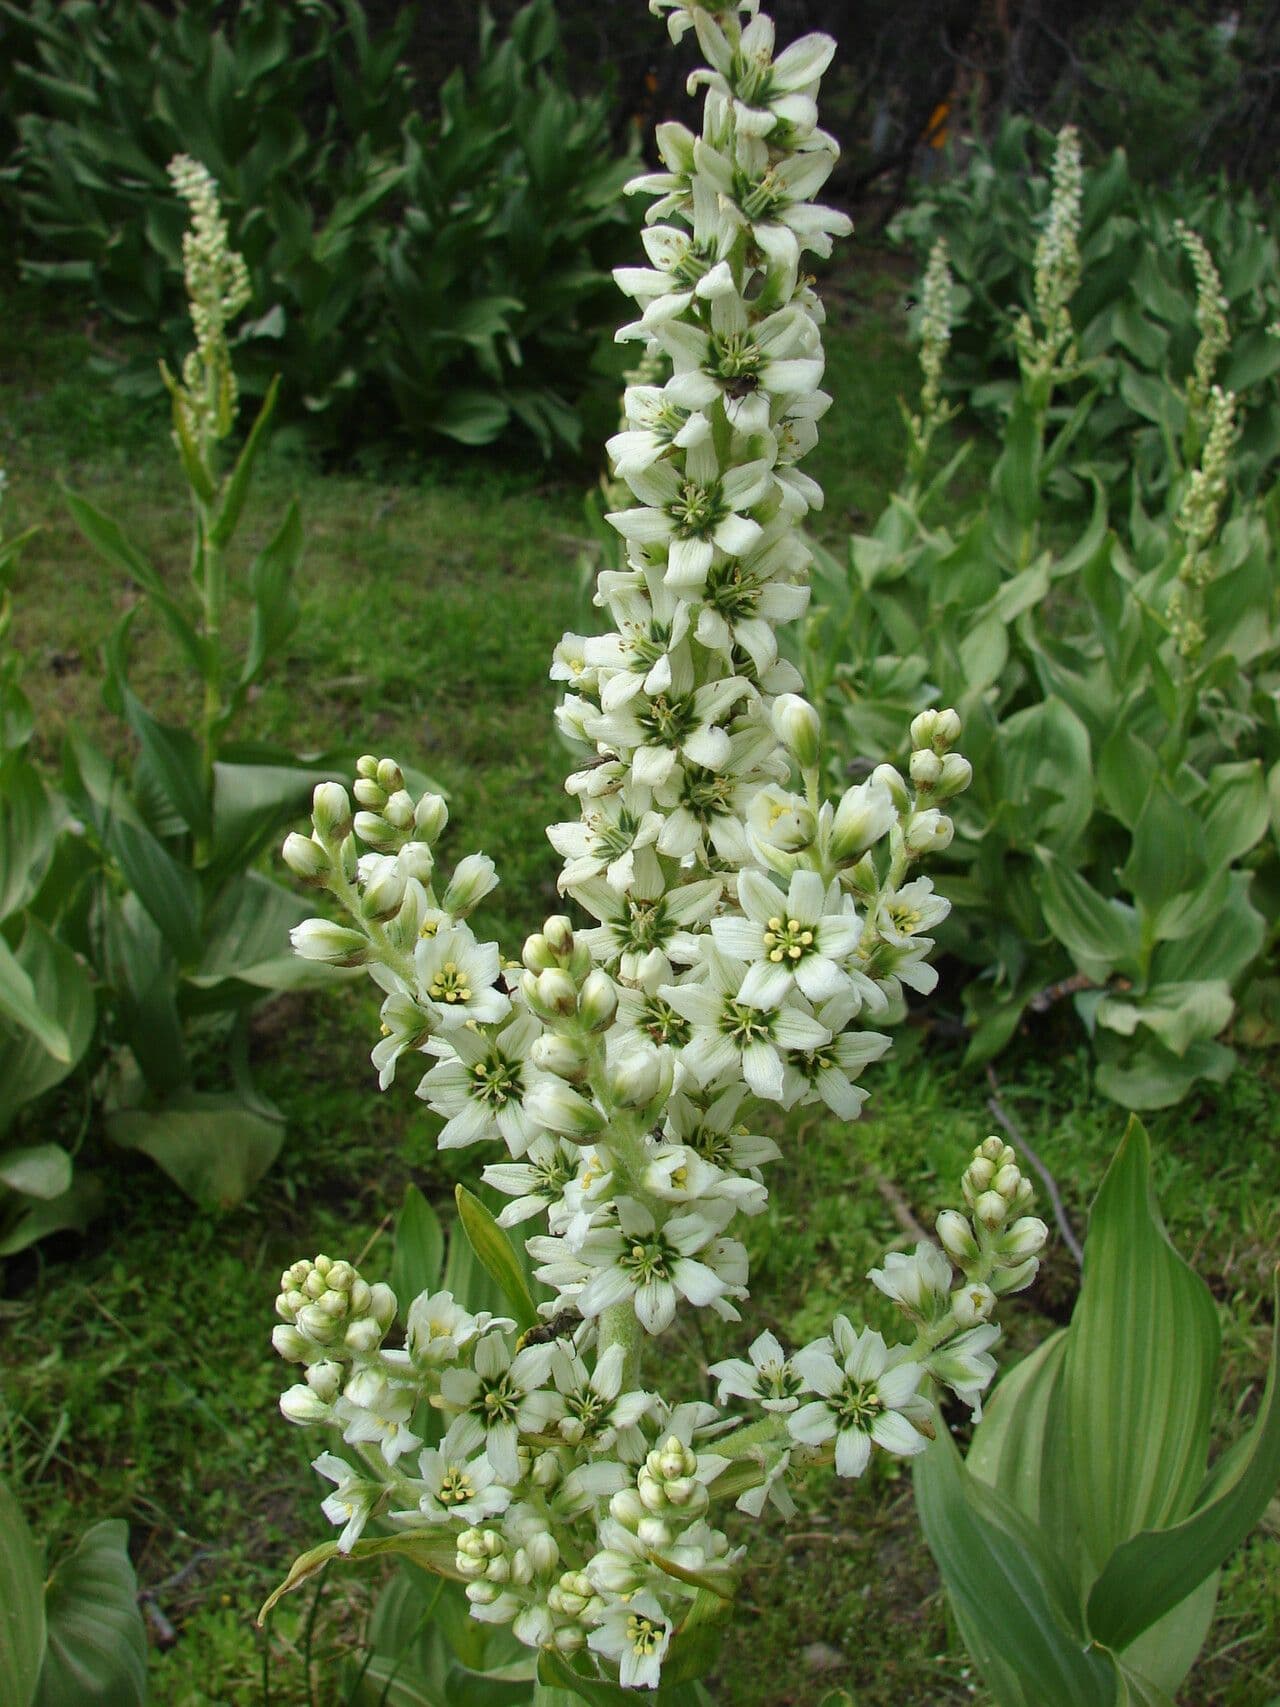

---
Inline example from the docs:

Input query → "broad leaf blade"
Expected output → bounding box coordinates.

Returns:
[914,1423,1116,1707]
[393,1185,446,1318]
[35,1520,146,1707]
[259,1532,462,1622]
[1066,1117,1220,1576]
[0,1480,45,1707]
[1086,1270,1280,1651]
[108,1091,285,1208]
[454,1185,538,1332]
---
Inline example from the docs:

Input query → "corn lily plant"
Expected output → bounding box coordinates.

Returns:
[267,2,1047,1694]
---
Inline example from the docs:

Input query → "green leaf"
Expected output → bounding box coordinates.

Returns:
[208,759,330,881]
[1065,1117,1220,1577]
[914,1423,1116,1707]
[537,1650,632,1705]
[1086,1268,1280,1652]
[189,873,314,995]
[98,895,188,1096]
[1120,779,1206,919]
[35,1520,146,1707]
[0,1175,104,1258]
[0,1480,46,1707]
[116,686,210,841]
[1202,761,1269,868]
[240,501,302,689]
[211,376,280,548]
[0,759,57,918]
[1096,727,1158,833]
[394,1185,446,1317]
[454,1185,538,1332]
[0,937,72,1063]
[258,1532,462,1623]
[433,391,510,446]
[967,1330,1071,1536]
[63,491,209,678]
[107,818,202,965]
[1001,699,1093,853]
[0,1145,73,1201]
[108,1091,285,1208]
[1094,981,1234,1059]
[1035,848,1141,979]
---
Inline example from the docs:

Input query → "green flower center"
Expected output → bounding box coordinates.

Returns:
[834,1378,882,1428]
[668,479,726,538]
[469,1054,522,1107]
[720,1000,774,1046]
[762,915,815,964]
[636,691,698,750]
[705,562,761,620]
[637,994,692,1048]
[680,764,736,823]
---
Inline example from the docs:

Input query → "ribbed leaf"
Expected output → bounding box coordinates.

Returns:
[0,1480,45,1707]
[393,1185,446,1318]
[1065,1117,1220,1576]
[1086,1269,1280,1651]
[35,1520,146,1707]
[914,1423,1116,1707]
[454,1185,538,1332]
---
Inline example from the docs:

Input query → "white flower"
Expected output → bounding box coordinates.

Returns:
[482,1135,580,1227]
[867,1242,953,1321]
[788,1320,929,1477]
[314,1453,381,1553]
[587,1589,673,1690]
[413,1418,513,1525]
[658,296,823,433]
[551,1342,654,1451]
[606,435,772,590]
[406,1290,509,1368]
[566,1196,737,1333]
[440,1335,562,1483]
[661,947,830,1100]
[571,872,721,985]
[414,922,511,1031]
[417,1009,542,1154]
[711,867,862,1007]
[709,1328,802,1411]
[335,1369,422,1466]
[926,1324,1001,1417]
[546,782,664,895]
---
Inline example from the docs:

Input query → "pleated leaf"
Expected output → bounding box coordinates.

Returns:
[0,1480,45,1707]
[1064,1117,1220,1575]
[1087,1269,1280,1651]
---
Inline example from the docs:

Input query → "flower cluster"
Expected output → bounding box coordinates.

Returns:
[906,236,956,472]
[272,1136,1044,1684]
[1175,218,1230,428]
[272,1,1040,1690]
[165,154,251,445]
[1015,124,1082,385]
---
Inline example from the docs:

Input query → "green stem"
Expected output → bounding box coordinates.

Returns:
[598,1301,644,1392]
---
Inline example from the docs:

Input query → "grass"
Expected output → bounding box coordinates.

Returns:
[1,260,1278,1707]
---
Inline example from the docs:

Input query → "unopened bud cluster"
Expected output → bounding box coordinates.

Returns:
[166,154,251,444]
[1015,125,1082,385]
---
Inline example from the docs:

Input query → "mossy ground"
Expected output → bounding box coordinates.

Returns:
[1,262,1276,1706]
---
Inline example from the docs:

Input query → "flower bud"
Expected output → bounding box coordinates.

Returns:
[282,832,331,886]
[397,842,435,883]
[997,1216,1048,1260]
[531,1032,592,1082]
[609,1488,648,1531]
[376,758,404,794]
[951,1282,996,1328]
[871,762,910,812]
[356,754,380,780]
[305,1360,344,1402]
[353,810,404,852]
[935,1209,979,1265]
[829,778,895,862]
[527,1532,560,1576]
[312,782,353,841]
[974,1190,1009,1232]
[383,789,417,831]
[579,969,618,1031]
[909,748,943,790]
[280,1383,331,1425]
[771,693,821,769]
[415,793,449,842]
[530,968,579,1019]
[904,807,953,853]
[525,1079,605,1140]
[271,1323,310,1364]
[606,1039,673,1111]
[361,863,407,921]
[909,709,940,752]
[443,853,499,918]
[353,777,387,810]
[935,753,972,798]
[291,918,369,966]
[543,915,575,960]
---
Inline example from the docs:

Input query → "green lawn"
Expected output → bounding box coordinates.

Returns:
[1,264,1277,1707]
